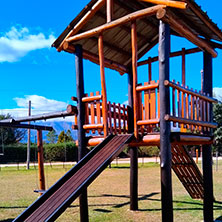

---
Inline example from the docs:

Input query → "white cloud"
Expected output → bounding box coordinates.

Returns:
[0,95,74,122]
[213,87,222,101]
[0,26,55,62]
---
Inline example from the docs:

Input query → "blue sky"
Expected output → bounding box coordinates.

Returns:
[0,0,221,119]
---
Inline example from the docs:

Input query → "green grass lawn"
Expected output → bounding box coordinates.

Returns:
[0,161,222,222]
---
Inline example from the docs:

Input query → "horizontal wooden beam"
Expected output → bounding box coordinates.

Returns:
[0,123,53,131]
[136,82,159,92]
[165,114,218,129]
[140,0,187,9]
[137,119,160,126]
[138,47,201,66]
[63,42,128,74]
[83,124,104,130]
[57,0,105,52]
[66,5,166,43]
[87,137,105,146]
[164,80,218,103]
[82,95,102,102]
[157,9,218,58]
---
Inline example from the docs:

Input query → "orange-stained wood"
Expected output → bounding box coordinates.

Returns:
[136,82,159,92]
[113,103,117,134]
[98,34,108,137]
[57,0,105,52]
[96,91,102,134]
[87,137,105,146]
[150,80,156,119]
[140,0,187,9]
[90,92,96,133]
[83,124,104,130]
[66,5,165,42]
[82,94,102,102]
[37,130,45,195]
[131,21,138,138]
[137,119,160,125]
[106,0,113,23]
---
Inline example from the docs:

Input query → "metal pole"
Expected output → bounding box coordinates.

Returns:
[27,100,31,170]
[75,44,89,222]
[202,52,214,222]
[128,69,138,211]
[159,20,173,222]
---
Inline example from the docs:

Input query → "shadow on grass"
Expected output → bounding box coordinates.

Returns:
[0,206,28,209]
[93,209,112,213]
[0,219,14,222]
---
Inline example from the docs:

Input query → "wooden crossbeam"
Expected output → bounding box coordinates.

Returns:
[140,0,187,9]
[157,9,218,58]
[57,0,105,52]
[66,5,166,43]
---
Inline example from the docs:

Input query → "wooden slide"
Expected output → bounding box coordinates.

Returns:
[13,134,133,222]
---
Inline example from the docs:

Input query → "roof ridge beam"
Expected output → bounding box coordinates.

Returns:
[157,8,218,58]
[65,5,166,43]
[139,0,187,9]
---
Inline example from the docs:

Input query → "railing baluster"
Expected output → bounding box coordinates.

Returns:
[90,92,95,134]
[113,102,117,134]
[118,103,122,134]
[123,105,126,134]
[96,91,102,134]
[85,93,90,133]
[190,88,194,131]
[108,101,113,134]
[177,81,181,128]
[185,86,189,128]
[172,80,176,127]
[144,82,149,132]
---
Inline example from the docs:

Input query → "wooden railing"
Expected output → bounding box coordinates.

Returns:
[135,80,218,135]
[73,91,129,135]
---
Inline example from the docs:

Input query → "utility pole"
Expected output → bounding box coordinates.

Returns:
[27,100,31,169]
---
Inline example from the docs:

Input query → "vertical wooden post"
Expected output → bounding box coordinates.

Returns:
[159,21,173,222]
[202,52,214,222]
[27,100,31,170]
[106,0,113,23]
[131,21,138,138]
[37,129,45,194]
[98,34,108,137]
[182,48,186,86]
[128,68,138,211]
[75,44,89,222]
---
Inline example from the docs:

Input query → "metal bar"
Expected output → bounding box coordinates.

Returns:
[159,21,173,222]
[0,122,53,131]
[202,52,214,222]
[75,44,89,222]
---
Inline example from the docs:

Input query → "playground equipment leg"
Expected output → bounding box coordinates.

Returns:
[159,21,173,222]
[75,44,89,222]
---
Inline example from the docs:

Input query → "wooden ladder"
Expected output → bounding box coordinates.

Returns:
[171,144,204,199]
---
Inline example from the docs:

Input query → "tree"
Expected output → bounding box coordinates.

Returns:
[46,129,58,144]
[57,130,74,143]
[0,114,25,145]
[213,103,222,154]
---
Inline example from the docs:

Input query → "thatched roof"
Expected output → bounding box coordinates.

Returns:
[53,0,222,71]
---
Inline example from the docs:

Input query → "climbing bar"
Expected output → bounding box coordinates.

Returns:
[165,115,218,129]
[83,124,104,130]
[164,80,218,103]
[137,119,160,125]
[65,5,166,43]
[139,0,187,9]
[82,95,102,102]
[136,82,159,92]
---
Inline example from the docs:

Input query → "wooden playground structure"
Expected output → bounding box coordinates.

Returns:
[12,0,222,221]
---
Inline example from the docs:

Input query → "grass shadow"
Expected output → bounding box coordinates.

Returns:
[0,219,14,222]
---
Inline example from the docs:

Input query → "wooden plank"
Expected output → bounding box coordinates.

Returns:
[98,34,108,137]
[137,119,160,125]
[136,82,159,92]
[66,5,165,42]
[83,124,104,130]
[82,94,102,102]
[140,0,187,9]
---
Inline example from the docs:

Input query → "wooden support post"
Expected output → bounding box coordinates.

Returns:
[37,129,45,195]
[131,21,138,138]
[202,52,214,222]
[148,57,152,82]
[182,48,185,86]
[159,21,173,222]
[75,44,89,222]
[128,69,138,211]
[98,34,108,137]
[106,0,113,23]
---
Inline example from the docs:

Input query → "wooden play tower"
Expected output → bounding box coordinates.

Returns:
[13,0,222,222]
